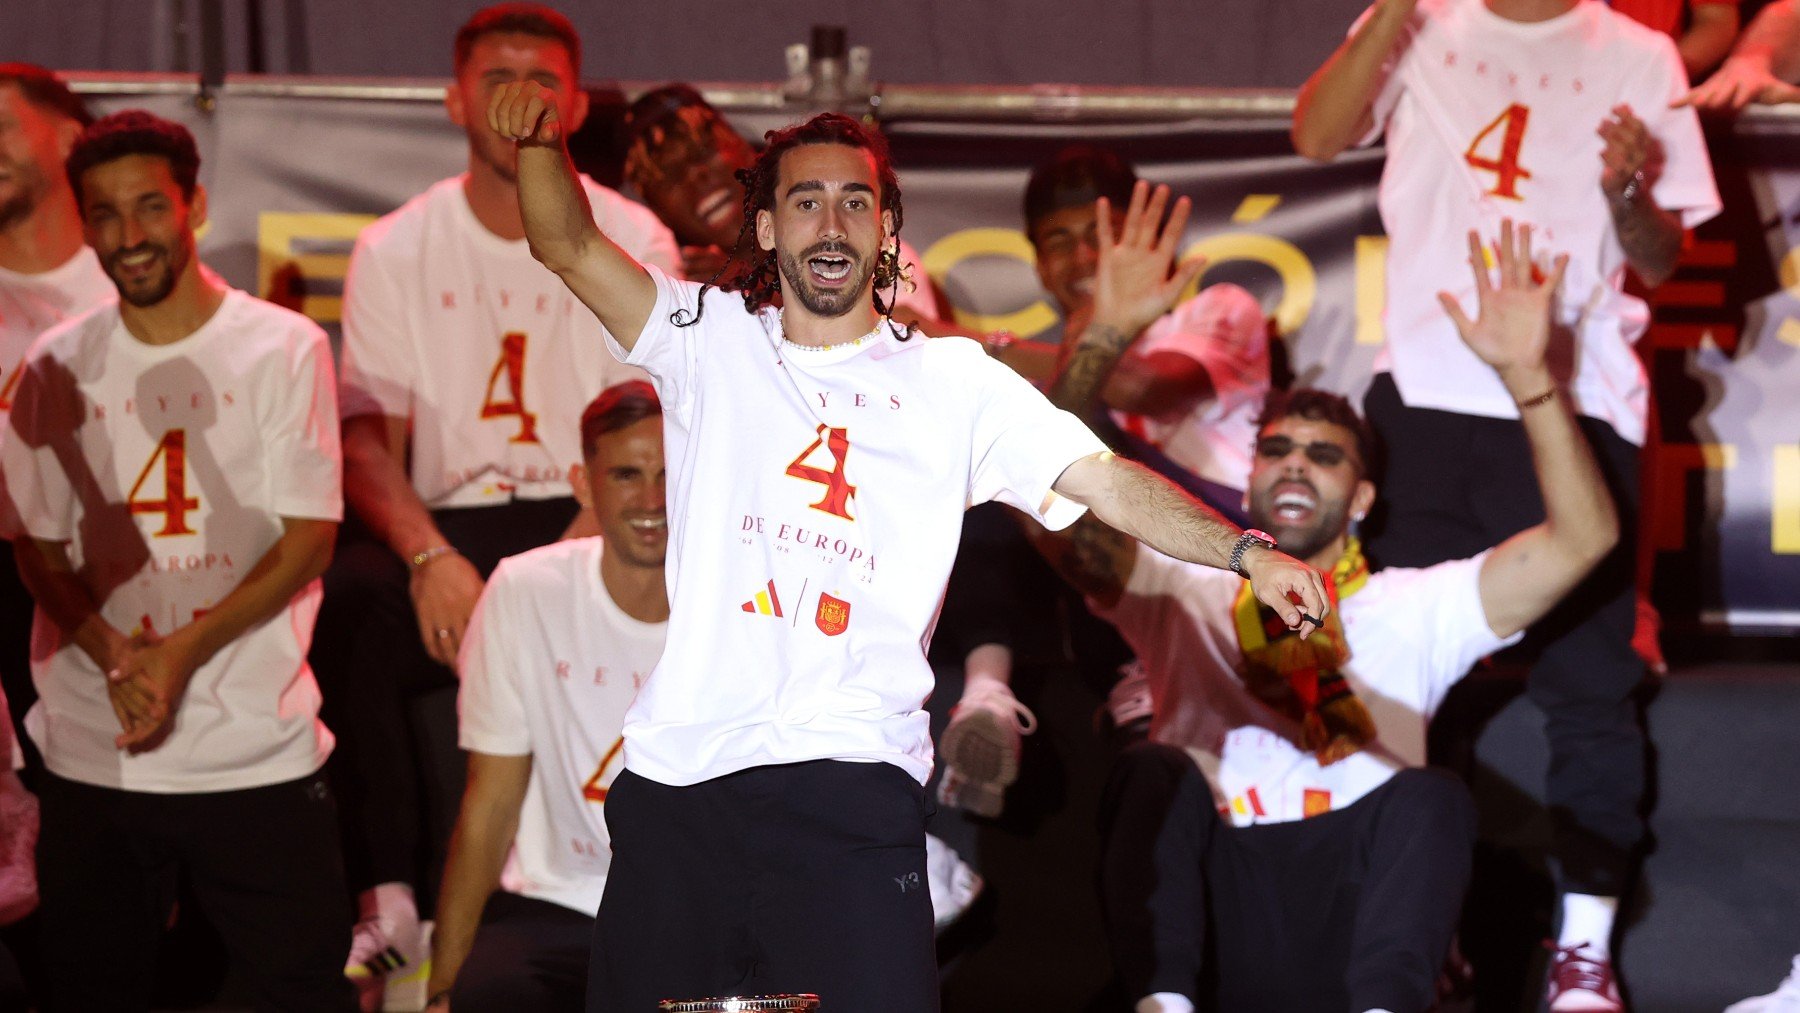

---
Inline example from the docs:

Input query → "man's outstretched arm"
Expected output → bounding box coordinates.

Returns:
[1437,222,1620,639]
[489,81,658,352]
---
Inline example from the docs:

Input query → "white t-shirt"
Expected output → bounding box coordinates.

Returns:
[1095,548,1519,825]
[339,175,680,508]
[1,289,341,792]
[458,538,663,916]
[612,265,1107,787]
[1110,285,1269,491]
[1361,0,1720,445]
[0,248,115,537]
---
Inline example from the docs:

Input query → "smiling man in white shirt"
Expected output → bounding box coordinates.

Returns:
[313,5,681,993]
[1034,223,1618,1013]
[2,109,351,1011]
[1293,1,1721,1003]
[491,80,1332,1010]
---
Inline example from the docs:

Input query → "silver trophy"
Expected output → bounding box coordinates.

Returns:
[658,996,820,1012]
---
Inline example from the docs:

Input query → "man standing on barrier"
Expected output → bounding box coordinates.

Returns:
[1294,0,1720,1005]
[490,79,1332,1009]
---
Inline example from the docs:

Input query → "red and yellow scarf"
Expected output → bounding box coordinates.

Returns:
[1232,537,1376,766]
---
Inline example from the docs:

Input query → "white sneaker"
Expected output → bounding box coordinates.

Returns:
[924,833,982,933]
[383,920,432,1012]
[1726,955,1800,1013]
[938,679,1036,818]
[346,912,428,1012]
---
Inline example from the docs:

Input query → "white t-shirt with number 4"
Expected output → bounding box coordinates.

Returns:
[1,289,341,793]
[1094,548,1520,825]
[458,537,664,916]
[612,266,1107,787]
[1360,0,1720,445]
[339,175,680,508]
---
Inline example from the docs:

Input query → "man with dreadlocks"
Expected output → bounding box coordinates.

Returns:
[491,82,1332,1010]
[1028,221,1618,1013]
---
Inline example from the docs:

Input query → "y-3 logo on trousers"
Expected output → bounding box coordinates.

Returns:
[894,871,921,894]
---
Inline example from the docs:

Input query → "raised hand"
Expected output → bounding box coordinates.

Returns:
[487,80,564,146]
[1090,180,1208,338]
[1679,56,1800,111]
[1597,105,1665,200]
[1438,219,1568,386]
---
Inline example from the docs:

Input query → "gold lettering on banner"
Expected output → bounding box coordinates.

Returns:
[1354,236,1388,346]
[921,227,1059,338]
[1774,446,1800,554]
[1180,233,1316,336]
[257,212,378,325]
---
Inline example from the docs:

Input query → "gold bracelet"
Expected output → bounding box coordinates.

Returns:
[1516,387,1557,409]
[409,545,459,569]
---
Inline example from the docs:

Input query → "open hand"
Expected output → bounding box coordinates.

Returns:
[1678,56,1800,111]
[1438,219,1568,381]
[487,81,564,145]
[1597,105,1664,200]
[1091,181,1208,337]
[410,552,485,668]
[1241,547,1332,637]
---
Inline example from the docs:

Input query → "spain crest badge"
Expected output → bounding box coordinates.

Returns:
[815,592,851,636]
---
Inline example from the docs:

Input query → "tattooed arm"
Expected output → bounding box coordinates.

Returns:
[1599,105,1684,288]
[1041,182,1330,630]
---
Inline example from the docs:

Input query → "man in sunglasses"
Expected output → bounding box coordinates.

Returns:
[1027,222,1620,1013]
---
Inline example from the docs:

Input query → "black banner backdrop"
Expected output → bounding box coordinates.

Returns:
[75,78,1799,632]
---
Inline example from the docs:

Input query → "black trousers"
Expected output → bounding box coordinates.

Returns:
[0,540,41,776]
[1098,742,1476,1013]
[451,891,592,1011]
[34,770,355,1012]
[591,761,939,1013]
[1363,374,1645,896]
[310,497,577,897]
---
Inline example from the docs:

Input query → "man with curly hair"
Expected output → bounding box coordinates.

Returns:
[492,83,1334,1010]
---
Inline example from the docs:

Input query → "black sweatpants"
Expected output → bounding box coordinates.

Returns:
[0,540,41,775]
[451,891,592,1011]
[591,761,939,1012]
[34,770,355,1012]
[1363,374,1645,896]
[1098,742,1476,1013]
[311,497,577,895]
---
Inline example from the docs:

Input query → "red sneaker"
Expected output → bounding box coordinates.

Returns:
[1546,941,1624,1012]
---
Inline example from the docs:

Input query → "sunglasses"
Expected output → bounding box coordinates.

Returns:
[1255,435,1351,468]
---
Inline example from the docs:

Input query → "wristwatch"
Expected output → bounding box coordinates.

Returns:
[1229,529,1277,577]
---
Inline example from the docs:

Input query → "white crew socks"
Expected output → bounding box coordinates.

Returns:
[1558,892,1619,956]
